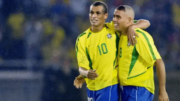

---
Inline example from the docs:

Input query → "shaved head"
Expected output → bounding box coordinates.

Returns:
[116,5,135,19]
[113,5,135,33]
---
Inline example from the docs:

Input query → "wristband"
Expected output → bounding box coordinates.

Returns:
[80,69,89,78]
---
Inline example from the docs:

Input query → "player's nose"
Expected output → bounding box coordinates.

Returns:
[92,13,97,18]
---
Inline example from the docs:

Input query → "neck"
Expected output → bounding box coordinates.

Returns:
[121,23,133,35]
[90,24,104,32]
[121,29,127,35]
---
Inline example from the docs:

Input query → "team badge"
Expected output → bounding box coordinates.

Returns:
[107,34,112,39]
[80,56,86,63]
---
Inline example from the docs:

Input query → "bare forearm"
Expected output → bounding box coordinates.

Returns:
[155,59,166,91]
[155,59,169,101]
[79,67,98,80]
[133,19,150,29]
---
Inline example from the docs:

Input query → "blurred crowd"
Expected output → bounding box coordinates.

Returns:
[0,0,179,101]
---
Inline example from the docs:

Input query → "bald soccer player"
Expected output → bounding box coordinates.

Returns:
[113,5,169,101]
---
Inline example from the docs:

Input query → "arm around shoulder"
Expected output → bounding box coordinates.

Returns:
[134,19,150,29]
[127,19,150,45]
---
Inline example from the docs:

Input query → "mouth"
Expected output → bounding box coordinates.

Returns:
[91,19,98,23]
[114,23,118,28]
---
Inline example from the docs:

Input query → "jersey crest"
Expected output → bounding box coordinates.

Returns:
[107,33,112,39]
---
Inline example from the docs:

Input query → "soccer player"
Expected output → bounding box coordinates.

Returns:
[75,1,150,101]
[76,2,120,101]
[113,5,169,101]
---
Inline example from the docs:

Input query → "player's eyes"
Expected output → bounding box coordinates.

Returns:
[117,16,120,18]
[90,11,102,15]
[90,11,94,14]
[96,12,101,15]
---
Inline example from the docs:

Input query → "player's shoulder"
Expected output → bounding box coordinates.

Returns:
[105,21,115,30]
[105,21,113,26]
[135,28,152,40]
[77,29,91,41]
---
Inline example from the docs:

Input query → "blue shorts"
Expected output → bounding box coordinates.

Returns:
[87,84,120,101]
[120,86,154,101]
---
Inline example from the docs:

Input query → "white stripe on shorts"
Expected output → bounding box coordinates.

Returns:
[109,86,113,101]
[136,88,138,101]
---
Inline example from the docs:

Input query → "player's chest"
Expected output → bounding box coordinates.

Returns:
[118,36,134,58]
[86,33,117,56]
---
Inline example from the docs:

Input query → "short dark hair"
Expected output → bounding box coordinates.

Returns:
[91,1,108,14]
[116,5,126,12]
[116,5,135,18]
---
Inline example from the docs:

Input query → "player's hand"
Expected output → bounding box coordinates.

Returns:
[87,70,98,80]
[127,25,138,46]
[158,90,169,101]
[74,75,85,89]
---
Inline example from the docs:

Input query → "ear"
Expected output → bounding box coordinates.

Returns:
[128,17,132,23]
[104,13,108,20]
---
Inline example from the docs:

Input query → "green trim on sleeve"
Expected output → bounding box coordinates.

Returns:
[87,32,91,39]
[136,30,156,60]
[75,41,78,56]
[75,32,86,56]
[86,47,93,69]
[105,24,109,29]
[134,20,137,23]
[128,45,139,77]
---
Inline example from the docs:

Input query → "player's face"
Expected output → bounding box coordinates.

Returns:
[89,5,107,27]
[113,10,129,32]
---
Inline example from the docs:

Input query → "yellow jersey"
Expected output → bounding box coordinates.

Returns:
[118,28,161,94]
[76,23,119,91]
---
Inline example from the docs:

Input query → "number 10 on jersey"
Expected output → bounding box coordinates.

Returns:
[98,43,108,55]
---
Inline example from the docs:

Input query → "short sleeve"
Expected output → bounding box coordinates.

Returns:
[76,37,90,70]
[135,29,161,65]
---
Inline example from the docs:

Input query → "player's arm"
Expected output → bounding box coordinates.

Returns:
[79,67,98,80]
[74,35,89,89]
[127,19,150,45]
[76,36,98,79]
[133,19,150,29]
[155,59,169,101]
